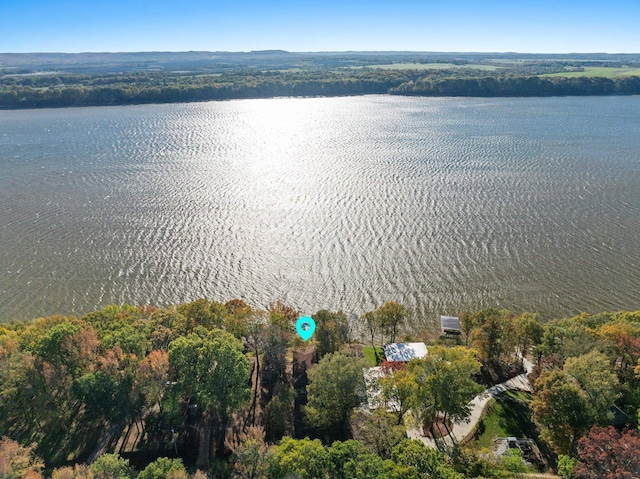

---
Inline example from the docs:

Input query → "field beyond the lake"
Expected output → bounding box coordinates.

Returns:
[2,51,640,109]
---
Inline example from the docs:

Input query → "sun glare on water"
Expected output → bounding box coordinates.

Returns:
[235,98,325,206]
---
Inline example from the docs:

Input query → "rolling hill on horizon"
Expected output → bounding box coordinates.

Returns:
[2,50,640,75]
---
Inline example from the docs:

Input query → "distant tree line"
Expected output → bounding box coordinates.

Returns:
[390,74,640,97]
[0,70,418,109]
[1,68,639,109]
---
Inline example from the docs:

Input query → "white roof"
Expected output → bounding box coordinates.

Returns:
[383,342,428,362]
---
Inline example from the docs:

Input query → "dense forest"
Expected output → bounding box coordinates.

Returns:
[390,74,640,97]
[0,70,416,109]
[1,300,639,478]
[1,70,639,109]
[2,51,640,109]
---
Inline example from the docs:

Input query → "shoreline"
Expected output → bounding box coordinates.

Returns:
[2,90,640,112]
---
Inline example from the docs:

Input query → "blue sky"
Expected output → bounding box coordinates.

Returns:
[1,0,639,53]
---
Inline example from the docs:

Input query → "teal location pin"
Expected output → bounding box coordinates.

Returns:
[296,316,316,341]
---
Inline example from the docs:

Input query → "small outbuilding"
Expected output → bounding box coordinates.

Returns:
[440,315,462,336]
[494,437,544,467]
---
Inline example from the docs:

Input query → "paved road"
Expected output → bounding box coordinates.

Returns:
[408,354,534,448]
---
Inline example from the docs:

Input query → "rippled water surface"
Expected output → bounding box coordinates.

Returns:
[1,95,639,323]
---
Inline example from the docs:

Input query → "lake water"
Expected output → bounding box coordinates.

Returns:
[1,95,639,325]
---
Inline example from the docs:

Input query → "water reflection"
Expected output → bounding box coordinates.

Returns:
[0,96,639,323]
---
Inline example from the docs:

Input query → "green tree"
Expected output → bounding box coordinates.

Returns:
[375,302,408,344]
[263,385,295,443]
[499,448,529,475]
[7,322,101,463]
[557,454,577,479]
[88,453,133,479]
[390,439,463,479]
[350,409,406,458]
[72,343,140,429]
[261,302,297,425]
[0,350,39,441]
[244,310,268,429]
[34,321,99,377]
[379,459,421,479]
[536,315,606,361]
[528,355,564,392]
[342,452,385,479]
[228,426,270,479]
[515,312,544,355]
[468,309,515,362]
[408,346,482,435]
[81,304,137,333]
[169,329,250,417]
[458,311,477,347]
[531,369,591,454]
[327,440,371,479]
[313,310,349,359]
[304,351,367,435]
[145,308,188,350]
[99,323,149,358]
[564,350,620,424]
[232,440,270,479]
[379,366,416,424]
[176,299,226,333]
[18,315,76,353]
[269,437,330,479]
[137,457,188,479]
[72,370,129,424]
[168,329,250,464]
[595,321,640,382]
[260,328,289,404]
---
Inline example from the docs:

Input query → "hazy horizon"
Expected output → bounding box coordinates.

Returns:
[2,49,640,55]
[1,0,639,55]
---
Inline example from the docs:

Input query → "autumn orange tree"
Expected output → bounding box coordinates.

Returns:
[0,436,43,479]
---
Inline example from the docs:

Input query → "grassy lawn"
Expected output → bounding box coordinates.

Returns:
[543,66,640,78]
[473,391,537,449]
[471,390,560,473]
[363,346,384,366]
